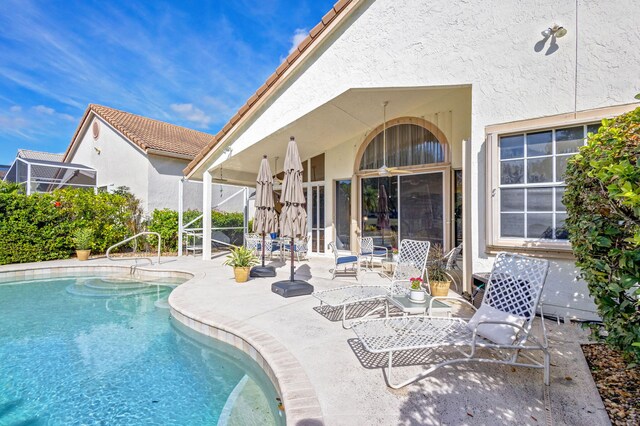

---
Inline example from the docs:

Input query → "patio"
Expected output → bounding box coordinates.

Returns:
[0,255,609,425]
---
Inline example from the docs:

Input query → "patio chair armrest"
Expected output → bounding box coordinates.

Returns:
[428,296,477,314]
[372,245,388,255]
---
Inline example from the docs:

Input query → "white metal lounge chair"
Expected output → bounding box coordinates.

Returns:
[359,237,388,269]
[329,242,359,279]
[351,252,550,389]
[313,239,431,328]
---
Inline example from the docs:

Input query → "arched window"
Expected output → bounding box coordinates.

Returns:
[359,122,447,171]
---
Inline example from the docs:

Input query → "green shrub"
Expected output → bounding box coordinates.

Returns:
[0,184,138,264]
[564,106,640,363]
[147,209,244,252]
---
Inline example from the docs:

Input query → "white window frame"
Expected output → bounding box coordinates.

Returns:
[485,103,638,255]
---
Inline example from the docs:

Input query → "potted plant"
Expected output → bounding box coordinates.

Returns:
[409,277,426,302]
[223,245,259,283]
[428,245,452,297]
[391,247,399,262]
[73,228,93,261]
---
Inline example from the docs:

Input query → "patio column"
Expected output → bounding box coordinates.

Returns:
[462,138,473,293]
[202,169,212,260]
[178,178,184,257]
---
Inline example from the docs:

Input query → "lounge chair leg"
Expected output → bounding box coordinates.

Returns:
[341,305,352,329]
[543,350,550,386]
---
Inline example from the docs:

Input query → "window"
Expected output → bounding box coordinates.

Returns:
[498,124,600,241]
[486,114,618,253]
[359,122,446,171]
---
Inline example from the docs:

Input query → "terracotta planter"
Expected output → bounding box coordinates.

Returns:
[233,267,251,283]
[429,280,451,297]
[76,249,91,261]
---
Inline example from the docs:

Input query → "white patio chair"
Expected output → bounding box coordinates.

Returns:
[359,236,388,269]
[313,239,431,328]
[351,252,551,389]
[282,237,308,261]
[244,233,259,255]
[329,242,359,279]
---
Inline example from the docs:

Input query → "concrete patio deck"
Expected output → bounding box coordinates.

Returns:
[0,255,610,425]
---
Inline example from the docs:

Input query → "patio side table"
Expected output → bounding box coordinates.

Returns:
[387,294,452,317]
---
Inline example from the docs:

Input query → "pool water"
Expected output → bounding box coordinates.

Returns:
[0,274,282,425]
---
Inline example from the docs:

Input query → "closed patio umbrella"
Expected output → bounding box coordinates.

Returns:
[272,137,314,297]
[250,155,278,278]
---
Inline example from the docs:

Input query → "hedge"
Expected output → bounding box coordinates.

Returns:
[0,184,132,264]
[564,106,640,363]
[147,209,244,252]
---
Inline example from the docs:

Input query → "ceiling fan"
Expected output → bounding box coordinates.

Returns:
[359,101,411,177]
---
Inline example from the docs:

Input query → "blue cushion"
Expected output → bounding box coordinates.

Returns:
[372,249,387,256]
[360,251,372,256]
[336,255,358,265]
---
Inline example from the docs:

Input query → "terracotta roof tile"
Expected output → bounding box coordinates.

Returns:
[64,104,214,161]
[322,8,337,25]
[184,0,355,176]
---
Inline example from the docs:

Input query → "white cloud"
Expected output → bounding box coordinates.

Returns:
[9,105,21,112]
[170,103,212,128]
[33,105,54,115]
[288,28,308,55]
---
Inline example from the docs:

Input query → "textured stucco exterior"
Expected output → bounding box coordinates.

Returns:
[67,116,245,215]
[191,0,639,320]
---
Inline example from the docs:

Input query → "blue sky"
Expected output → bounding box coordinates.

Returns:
[0,0,336,164]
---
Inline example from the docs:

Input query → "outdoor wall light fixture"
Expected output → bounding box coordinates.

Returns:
[541,24,567,38]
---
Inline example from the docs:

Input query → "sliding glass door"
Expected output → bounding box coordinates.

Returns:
[361,171,446,250]
[335,180,351,250]
[399,172,444,248]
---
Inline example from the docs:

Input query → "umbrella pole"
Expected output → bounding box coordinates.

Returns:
[261,233,266,267]
[289,237,295,281]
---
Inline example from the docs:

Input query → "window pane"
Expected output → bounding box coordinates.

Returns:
[361,177,398,249]
[400,173,444,248]
[526,131,552,157]
[500,134,524,159]
[501,188,524,211]
[335,180,351,250]
[501,160,524,184]
[527,213,553,238]
[527,188,553,211]
[527,157,553,183]
[587,123,600,135]
[556,126,585,154]
[555,187,566,211]
[556,155,570,182]
[556,213,569,240]
[501,213,524,237]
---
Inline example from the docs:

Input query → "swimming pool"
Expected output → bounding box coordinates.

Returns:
[0,273,282,425]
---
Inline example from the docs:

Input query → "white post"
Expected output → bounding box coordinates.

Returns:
[243,187,249,235]
[26,163,32,195]
[462,139,473,294]
[178,178,184,257]
[202,169,212,260]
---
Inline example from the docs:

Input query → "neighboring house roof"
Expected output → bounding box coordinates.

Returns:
[64,104,214,161]
[0,165,9,179]
[17,149,64,162]
[184,0,355,176]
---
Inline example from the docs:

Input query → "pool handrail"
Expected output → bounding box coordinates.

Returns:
[106,232,161,265]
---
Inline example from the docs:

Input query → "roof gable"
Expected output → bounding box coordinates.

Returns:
[64,104,214,161]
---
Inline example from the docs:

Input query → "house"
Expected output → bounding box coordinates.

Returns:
[3,149,97,194]
[182,0,639,320]
[63,104,246,214]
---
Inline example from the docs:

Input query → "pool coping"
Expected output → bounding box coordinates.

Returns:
[169,279,324,425]
[0,263,322,425]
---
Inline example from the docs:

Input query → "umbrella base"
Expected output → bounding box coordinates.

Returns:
[250,265,276,278]
[271,280,314,298]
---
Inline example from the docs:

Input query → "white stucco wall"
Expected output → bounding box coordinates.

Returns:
[203,0,639,319]
[68,116,150,211]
